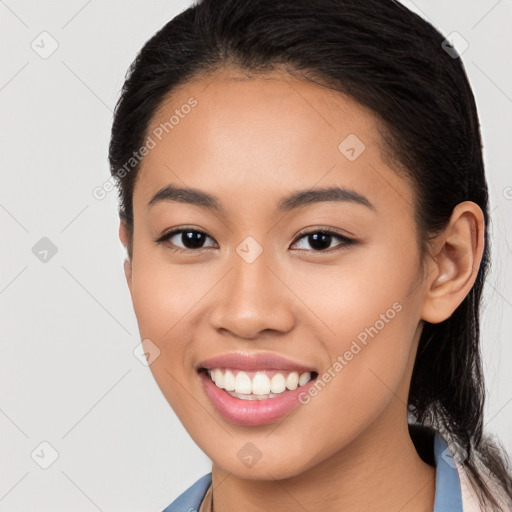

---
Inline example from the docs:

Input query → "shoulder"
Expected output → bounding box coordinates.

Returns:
[161,473,212,512]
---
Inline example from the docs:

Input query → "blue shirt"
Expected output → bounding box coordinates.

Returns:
[162,428,463,512]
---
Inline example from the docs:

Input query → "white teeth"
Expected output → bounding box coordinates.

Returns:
[206,369,314,398]
[286,372,299,390]
[213,369,224,388]
[234,371,252,394]
[270,373,286,393]
[299,372,311,386]
[223,370,235,391]
[252,373,271,395]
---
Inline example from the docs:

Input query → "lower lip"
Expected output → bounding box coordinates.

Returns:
[198,370,318,426]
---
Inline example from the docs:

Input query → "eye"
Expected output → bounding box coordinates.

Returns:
[154,227,356,253]
[154,227,217,252]
[290,229,356,252]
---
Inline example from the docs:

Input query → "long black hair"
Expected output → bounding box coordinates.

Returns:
[108,0,512,508]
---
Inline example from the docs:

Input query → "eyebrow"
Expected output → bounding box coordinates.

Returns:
[276,186,375,213]
[148,184,375,214]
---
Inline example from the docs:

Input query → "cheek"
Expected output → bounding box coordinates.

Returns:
[293,239,418,341]
[129,253,203,392]
[130,252,205,340]
[129,255,205,418]
[294,247,421,432]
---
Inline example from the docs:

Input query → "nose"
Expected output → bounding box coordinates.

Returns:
[208,246,296,340]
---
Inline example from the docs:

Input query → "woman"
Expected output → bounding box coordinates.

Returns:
[108,0,512,510]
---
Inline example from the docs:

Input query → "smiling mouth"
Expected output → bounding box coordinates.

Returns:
[198,367,319,400]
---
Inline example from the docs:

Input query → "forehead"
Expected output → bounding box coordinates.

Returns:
[134,68,413,217]
[147,67,382,154]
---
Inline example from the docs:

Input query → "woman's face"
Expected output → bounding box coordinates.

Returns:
[122,69,432,479]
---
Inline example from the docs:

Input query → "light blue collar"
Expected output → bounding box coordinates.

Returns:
[162,431,463,511]
[162,472,211,512]
[432,431,464,511]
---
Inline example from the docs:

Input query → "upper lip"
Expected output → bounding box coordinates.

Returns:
[196,351,317,373]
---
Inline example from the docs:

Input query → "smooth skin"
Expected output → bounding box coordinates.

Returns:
[119,68,485,512]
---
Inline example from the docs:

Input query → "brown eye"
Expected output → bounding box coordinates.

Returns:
[291,230,356,252]
[154,228,217,252]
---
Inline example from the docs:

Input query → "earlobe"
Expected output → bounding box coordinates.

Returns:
[119,220,133,291]
[421,201,485,324]
[123,257,132,286]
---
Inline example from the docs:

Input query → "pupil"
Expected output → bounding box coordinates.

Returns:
[309,233,331,250]
[182,231,205,249]
[178,232,334,250]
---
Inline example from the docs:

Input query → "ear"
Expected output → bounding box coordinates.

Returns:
[421,201,485,324]
[119,219,133,294]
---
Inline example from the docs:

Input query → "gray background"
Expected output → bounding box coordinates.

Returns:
[1,1,511,510]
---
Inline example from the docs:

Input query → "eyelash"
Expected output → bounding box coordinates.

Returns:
[154,227,357,254]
